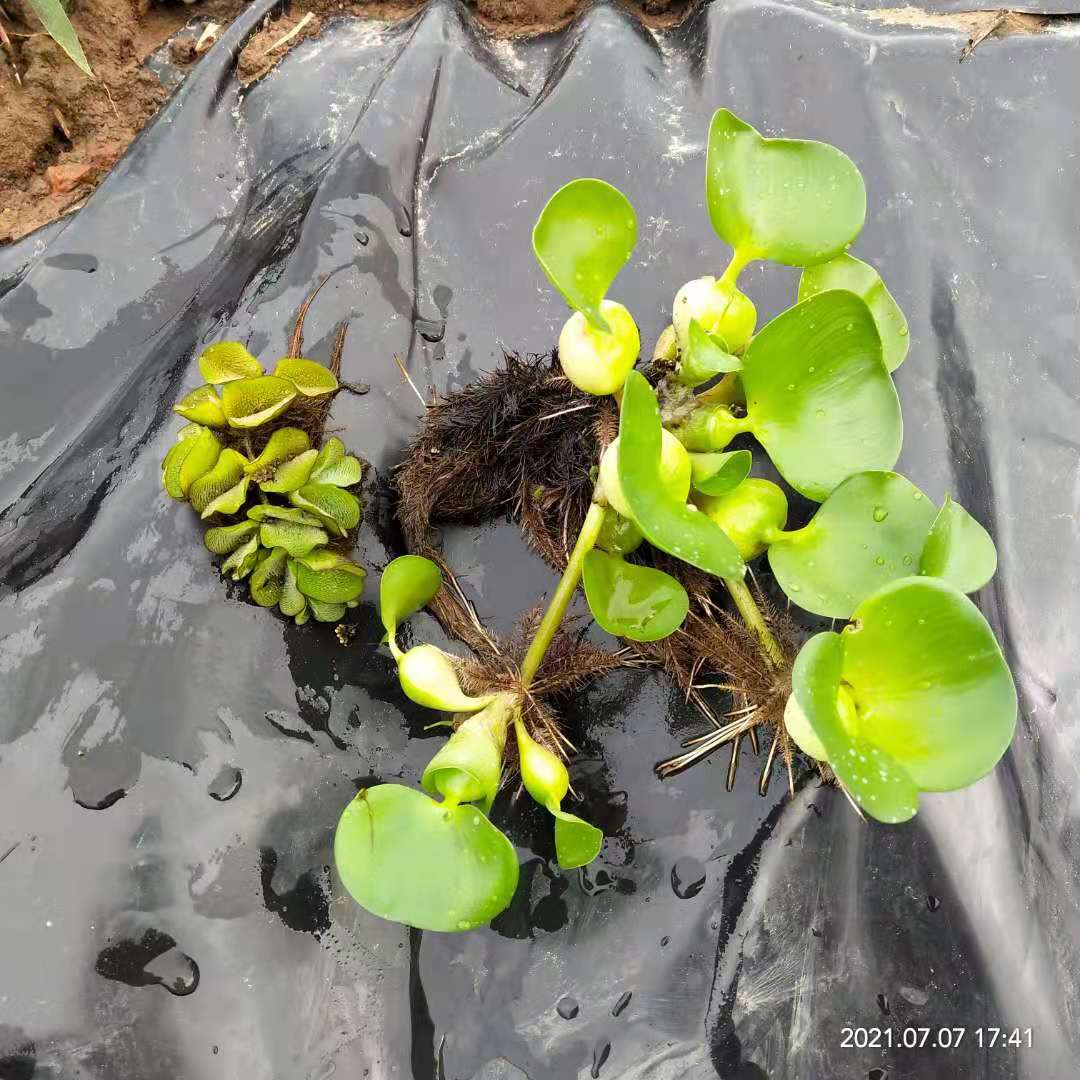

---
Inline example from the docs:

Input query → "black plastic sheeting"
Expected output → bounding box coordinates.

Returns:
[2,1,1079,1077]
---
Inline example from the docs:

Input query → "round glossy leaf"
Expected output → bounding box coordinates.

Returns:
[204,520,259,556]
[689,449,752,498]
[422,698,511,805]
[250,548,288,608]
[308,598,347,623]
[273,358,339,397]
[799,253,909,372]
[741,290,902,501]
[791,632,919,823]
[397,644,493,713]
[188,449,249,514]
[221,535,261,580]
[677,320,742,387]
[246,504,323,526]
[843,576,1017,792]
[221,376,297,429]
[334,784,520,932]
[920,496,997,594]
[532,178,637,331]
[174,384,227,428]
[618,372,745,581]
[310,437,362,486]
[258,520,328,558]
[582,550,689,642]
[294,559,366,604]
[176,427,223,496]
[198,342,263,384]
[245,427,311,476]
[379,555,442,641]
[768,471,936,618]
[706,109,866,267]
[278,560,307,617]
[259,448,318,494]
[552,809,603,870]
[290,484,361,536]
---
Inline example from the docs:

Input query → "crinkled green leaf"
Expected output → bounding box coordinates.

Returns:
[532,178,637,331]
[259,448,319,494]
[799,253,909,372]
[278,560,307,617]
[920,496,997,594]
[258,520,328,557]
[250,547,288,607]
[552,808,604,870]
[26,0,92,77]
[176,427,223,496]
[689,449,753,498]
[334,784,520,931]
[295,558,366,604]
[308,598,347,622]
[221,535,261,581]
[294,607,311,626]
[174,384,226,428]
[309,439,362,487]
[706,108,866,267]
[618,371,745,580]
[202,477,250,519]
[221,375,297,429]
[204,520,259,556]
[244,428,311,476]
[379,554,442,643]
[188,449,249,514]
[175,423,203,441]
[769,471,936,618]
[246,504,323,526]
[273,358,339,397]
[741,290,902,501]
[162,439,195,500]
[678,319,742,387]
[582,550,688,642]
[289,484,361,536]
[198,342,264,384]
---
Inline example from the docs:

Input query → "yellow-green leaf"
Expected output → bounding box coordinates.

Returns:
[250,548,288,607]
[198,342,264,384]
[221,376,297,429]
[26,0,93,77]
[177,427,223,496]
[259,448,318,494]
[279,560,307,617]
[221,535,261,580]
[308,598,347,622]
[310,437,362,486]
[188,449,249,514]
[289,484,361,536]
[258,520,328,557]
[273,358,339,397]
[201,476,250,519]
[295,558,366,603]
[205,520,259,555]
[174,385,226,428]
[244,428,311,476]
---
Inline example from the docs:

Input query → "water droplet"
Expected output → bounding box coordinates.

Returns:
[659,935,670,947]
[456,919,470,930]
[416,318,446,343]
[902,554,913,566]
[872,506,888,522]
[877,992,890,1016]
[912,491,923,500]
[671,856,706,899]
[208,765,242,802]
[557,997,580,1020]
[868,1070,889,1080]
[875,556,886,566]
[814,409,826,420]
[95,929,200,997]
[789,583,802,592]
[786,383,795,391]
[355,231,370,246]
[591,1038,612,1078]
[808,365,816,373]
[898,326,909,338]
[927,894,941,912]
[612,991,632,1017]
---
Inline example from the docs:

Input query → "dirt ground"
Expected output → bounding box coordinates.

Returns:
[0,0,688,245]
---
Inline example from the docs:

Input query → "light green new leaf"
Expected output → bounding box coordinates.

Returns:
[618,371,745,580]
[843,576,1016,791]
[259,448,319,493]
[379,555,442,642]
[198,342,264,384]
[294,557,366,604]
[769,471,936,618]
[201,476,250,519]
[250,548,289,607]
[689,449,753,498]
[221,535,261,581]
[273,358,339,397]
[677,320,742,387]
[258,520,328,558]
[310,437,363,486]
[396,644,493,713]
[422,697,512,805]
[27,0,93,77]
[176,427,223,496]
[162,426,205,499]
[279,560,307,617]
[920,497,997,594]
[334,784,519,931]
[582,550,689,642]
[552,808,604,870]
[174,384,227,428]
[246,504,323,526]
[188,449,249,515]
[799,253,909,372]
[706,109,866,267]
[290,484,361,536]
[204,520,259,556]
[245,428,311,475]
[741,290,902,501]
[532,178,637,331]
[221,376,297,428]
[595,509,644,557]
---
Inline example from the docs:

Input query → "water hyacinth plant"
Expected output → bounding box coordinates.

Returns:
[161,342,366,625]
[329,108,1016,930]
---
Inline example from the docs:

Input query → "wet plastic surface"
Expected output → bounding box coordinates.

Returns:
[2,1,1079,1077]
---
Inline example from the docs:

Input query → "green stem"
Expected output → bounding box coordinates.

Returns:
[719,247,752,286]
[520,501,607,686]
[725,576,783,669]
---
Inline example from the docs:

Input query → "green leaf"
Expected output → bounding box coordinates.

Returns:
[552,808,604,870]
[532,178,637,331]
[790,632,919,823]
[308,598,347,622]
[198,342,263,384]
[422,696,512,805]
[706,109,866,267]
[595,508,644,557]
[582,550,688,642]
[689,449,753,498]
[618,371,745,580]
[250,548,288,607]
[176,427,223,496]
[696,477,788,561]
[201,477,250,519]
[309,437,363,487]
[515,720,570,808]
[294,557,366,604]
[221,376,297,429]
[843,577,1016,791]
[188,449,249,514]
[26,0,93,76]
[175,422,203,441]
[768,471,936,618]
[273,358,339,397]
[677,319,742,387]
[221,535,261,581]
[396,644,493,713]
[741,290,902,501]
[174,384,227,428]
[799,253,909,372]
[204,520,259,556]
[334,784,520,931]
[246,504,323,526]
[162,437,197,500]
[259,448,319,493]
[379,555,442,642]
[258,520,328,558]
[920,497,997,594]
[244,428,311,476]
[279,560,307,617]
[289,484,361,536]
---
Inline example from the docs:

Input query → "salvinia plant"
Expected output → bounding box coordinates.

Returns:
[333,107,1017,932]
[161,343,366,625]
